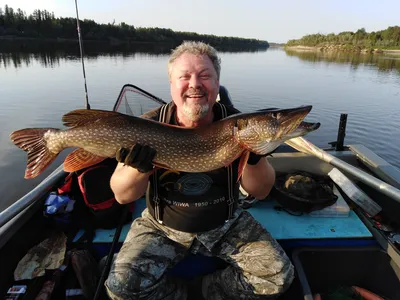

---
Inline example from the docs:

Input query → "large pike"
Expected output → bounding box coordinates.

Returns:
[10,105,320,179]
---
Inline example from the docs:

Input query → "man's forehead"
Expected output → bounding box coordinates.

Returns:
[172,54,214,73]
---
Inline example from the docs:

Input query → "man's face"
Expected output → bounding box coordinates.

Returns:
[169,53,220,122]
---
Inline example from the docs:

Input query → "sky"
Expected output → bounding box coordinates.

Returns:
[2,0,400,43]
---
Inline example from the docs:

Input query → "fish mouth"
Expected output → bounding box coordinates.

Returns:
[279,105,312,123]
[285,121,321,139]
[297,121,320,131]
[276,105,313,138]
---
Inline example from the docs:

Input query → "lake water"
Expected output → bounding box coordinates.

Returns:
[1,43,399,212]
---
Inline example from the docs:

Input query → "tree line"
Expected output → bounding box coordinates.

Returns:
[286,26,400,49]
[0,4,269,48]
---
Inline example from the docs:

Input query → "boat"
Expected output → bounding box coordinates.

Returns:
[1,83,400,300]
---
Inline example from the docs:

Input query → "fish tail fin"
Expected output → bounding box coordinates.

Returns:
[10,128,60,179]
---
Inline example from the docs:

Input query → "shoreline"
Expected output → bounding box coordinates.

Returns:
[0,36,269,48]
[0,36,168,44]
[285,45,400,55]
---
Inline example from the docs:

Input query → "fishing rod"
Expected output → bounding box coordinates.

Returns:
[93,206,130,300]
[74,0,90,109]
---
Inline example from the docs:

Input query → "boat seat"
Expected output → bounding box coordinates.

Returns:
[74,196,372,245]
[72,190,374,279]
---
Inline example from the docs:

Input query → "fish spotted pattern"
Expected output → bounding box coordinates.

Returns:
[10,105,319,179]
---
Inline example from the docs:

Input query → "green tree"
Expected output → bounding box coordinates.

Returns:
[286,26,400,49]
[0,4,269,49]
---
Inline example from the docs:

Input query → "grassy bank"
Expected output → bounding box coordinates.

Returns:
[284,45,400,55]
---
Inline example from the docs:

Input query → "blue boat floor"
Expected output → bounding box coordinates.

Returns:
[73,198,372,244]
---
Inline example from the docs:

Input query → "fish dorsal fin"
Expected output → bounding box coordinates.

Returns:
[64,148,107,172]
[62,109,121,127]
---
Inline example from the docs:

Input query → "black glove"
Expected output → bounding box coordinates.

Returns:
[116,144,156,173]
[247,148,280,165]
[247,152,268,165]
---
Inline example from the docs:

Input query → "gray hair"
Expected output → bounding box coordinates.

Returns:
[168,41,221,79]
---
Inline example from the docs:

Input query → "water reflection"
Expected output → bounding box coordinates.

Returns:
[0,39,268,69]
[285,49,400,74]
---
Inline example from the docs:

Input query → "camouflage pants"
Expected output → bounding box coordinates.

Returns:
[105,208,294,300]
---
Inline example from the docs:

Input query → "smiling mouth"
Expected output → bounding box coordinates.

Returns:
[185,94,207,101]
[187,94,205,98]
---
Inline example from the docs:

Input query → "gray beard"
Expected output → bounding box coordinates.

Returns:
[182,102,210,122]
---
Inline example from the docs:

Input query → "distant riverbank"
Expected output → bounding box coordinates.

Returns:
[285,45,400,55]
[285,26,400,55]
[0,3,269,52]
[0,37,269,55]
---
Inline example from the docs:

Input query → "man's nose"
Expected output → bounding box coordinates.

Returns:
[189,75,201,88]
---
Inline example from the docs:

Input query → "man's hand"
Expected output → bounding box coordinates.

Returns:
[241,153,275,200]
[116,144,156,173]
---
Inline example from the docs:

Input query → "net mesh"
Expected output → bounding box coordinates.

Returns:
[114,86,166,116]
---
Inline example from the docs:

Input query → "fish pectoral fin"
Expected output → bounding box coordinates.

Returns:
[159,170,180,181]
[237,150,250,183]
[64,148,107,172]
[152,161,171,170]
[62,109,121,127]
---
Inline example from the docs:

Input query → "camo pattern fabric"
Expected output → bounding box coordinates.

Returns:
[105,208,294,300]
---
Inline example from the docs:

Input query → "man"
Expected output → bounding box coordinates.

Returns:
[105,41,294,300]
